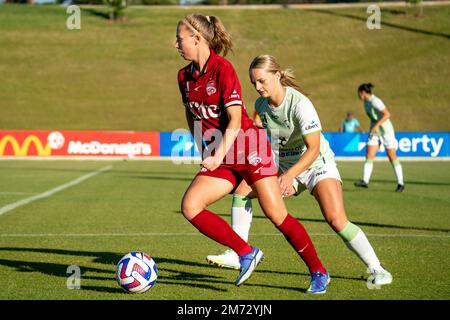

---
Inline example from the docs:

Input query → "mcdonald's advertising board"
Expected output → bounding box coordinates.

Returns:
[0,130,160,158]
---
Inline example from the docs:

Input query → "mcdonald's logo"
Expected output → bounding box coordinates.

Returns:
[0,135,51,156]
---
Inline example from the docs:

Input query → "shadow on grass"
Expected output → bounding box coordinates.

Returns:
[308,9,450,40]
[173,209,450,233]
[298,217,450,233]
[2,247,360,294]
[211,210,450,233]
[0,247,346,294]
[82,8,110,20]
[128,175,192,182]
[341,178,450,187]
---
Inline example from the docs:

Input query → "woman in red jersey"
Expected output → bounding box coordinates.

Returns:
[175,13,329,293]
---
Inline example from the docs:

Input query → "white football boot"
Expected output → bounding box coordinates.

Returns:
[369,267,393,286]
[206,249,240,270]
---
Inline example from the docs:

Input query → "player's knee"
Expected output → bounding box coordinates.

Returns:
[181,198,205,220]
[327,215,348,233]
[266,210,288,226]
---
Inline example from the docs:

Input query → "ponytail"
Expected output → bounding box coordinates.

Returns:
[279,68,308,96]
[358,83,374,94]
[208,16,232,56]
[180,14,233,56]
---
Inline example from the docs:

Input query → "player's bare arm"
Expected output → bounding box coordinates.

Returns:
[201,105,242,171]
[278,132,320,196]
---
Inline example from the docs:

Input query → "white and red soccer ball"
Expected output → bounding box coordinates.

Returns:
[115,252,158,293]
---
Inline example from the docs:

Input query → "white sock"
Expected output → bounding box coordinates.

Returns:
[338,222,382,271]
[392,159,404,185]
[345,230,382,271]
[363,160,374,184]
[231,194,253,242]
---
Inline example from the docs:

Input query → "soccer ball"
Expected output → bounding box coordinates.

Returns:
[115,252,158,293]
[47,131,65,150]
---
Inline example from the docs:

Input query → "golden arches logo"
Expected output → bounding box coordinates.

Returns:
[0,135,51,156]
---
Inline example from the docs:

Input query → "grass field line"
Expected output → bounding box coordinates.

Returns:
[0,232,448,239]
[0,165,113,217]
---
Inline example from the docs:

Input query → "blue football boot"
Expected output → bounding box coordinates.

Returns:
[235,247,264,286]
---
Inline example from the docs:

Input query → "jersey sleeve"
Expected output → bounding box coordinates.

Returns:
[293,98,322,135]
[218,65,243,108]
[354,118,360,126]
[372,96,386,111]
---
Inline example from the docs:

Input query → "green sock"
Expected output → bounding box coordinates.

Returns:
[337,221,360,241]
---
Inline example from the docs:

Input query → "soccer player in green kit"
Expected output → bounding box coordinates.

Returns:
[354,83,405,192]
[207,55,393,288]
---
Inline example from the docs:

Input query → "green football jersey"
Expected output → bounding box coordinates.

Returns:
[364,95,395,135]
[255,87,335,170]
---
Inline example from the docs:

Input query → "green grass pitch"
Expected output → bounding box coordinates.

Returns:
[0,160,448,300]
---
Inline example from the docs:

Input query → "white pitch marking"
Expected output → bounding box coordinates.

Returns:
[0,232,448,239]
[0,165,112,216]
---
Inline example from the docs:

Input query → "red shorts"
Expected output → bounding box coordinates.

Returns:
[196,128,277,190]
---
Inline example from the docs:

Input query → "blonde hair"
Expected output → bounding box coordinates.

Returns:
[249,55,308,95]
[179,14,233,56]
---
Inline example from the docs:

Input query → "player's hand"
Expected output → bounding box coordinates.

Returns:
[278,173,295,197]
[201,156,222,171]
[370,127,378,136]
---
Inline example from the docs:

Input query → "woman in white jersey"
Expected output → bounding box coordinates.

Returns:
[207,55,393,287]
[354,83,405,192]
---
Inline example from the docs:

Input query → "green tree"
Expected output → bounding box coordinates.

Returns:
[103,0,128,21]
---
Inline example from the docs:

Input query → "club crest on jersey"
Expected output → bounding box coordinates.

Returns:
[206,80,217,96]
[247,151,262,166]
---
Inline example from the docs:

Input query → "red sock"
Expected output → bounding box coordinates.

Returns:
[277,214,326,274]
[189,210,252,256]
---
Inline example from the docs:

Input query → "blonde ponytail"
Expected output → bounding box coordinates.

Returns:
[179,14,233,56]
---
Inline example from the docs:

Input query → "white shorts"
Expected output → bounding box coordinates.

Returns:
[367,132,398,149]
[279,162,342,195]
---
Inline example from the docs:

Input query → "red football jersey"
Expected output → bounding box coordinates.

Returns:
[177,50,255,142]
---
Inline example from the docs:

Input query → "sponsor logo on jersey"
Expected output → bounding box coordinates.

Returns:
[278,137,288,147]
[206,80,217,96]
[187,102,221,119]
[229,90,240,99]
[315,170,327,177]
[253,165,264,174]
[305,120,319,131]
[280,150,300,157]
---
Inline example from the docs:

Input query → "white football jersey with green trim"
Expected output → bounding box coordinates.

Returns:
[364,95,395,136]
[255,87,335,170]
